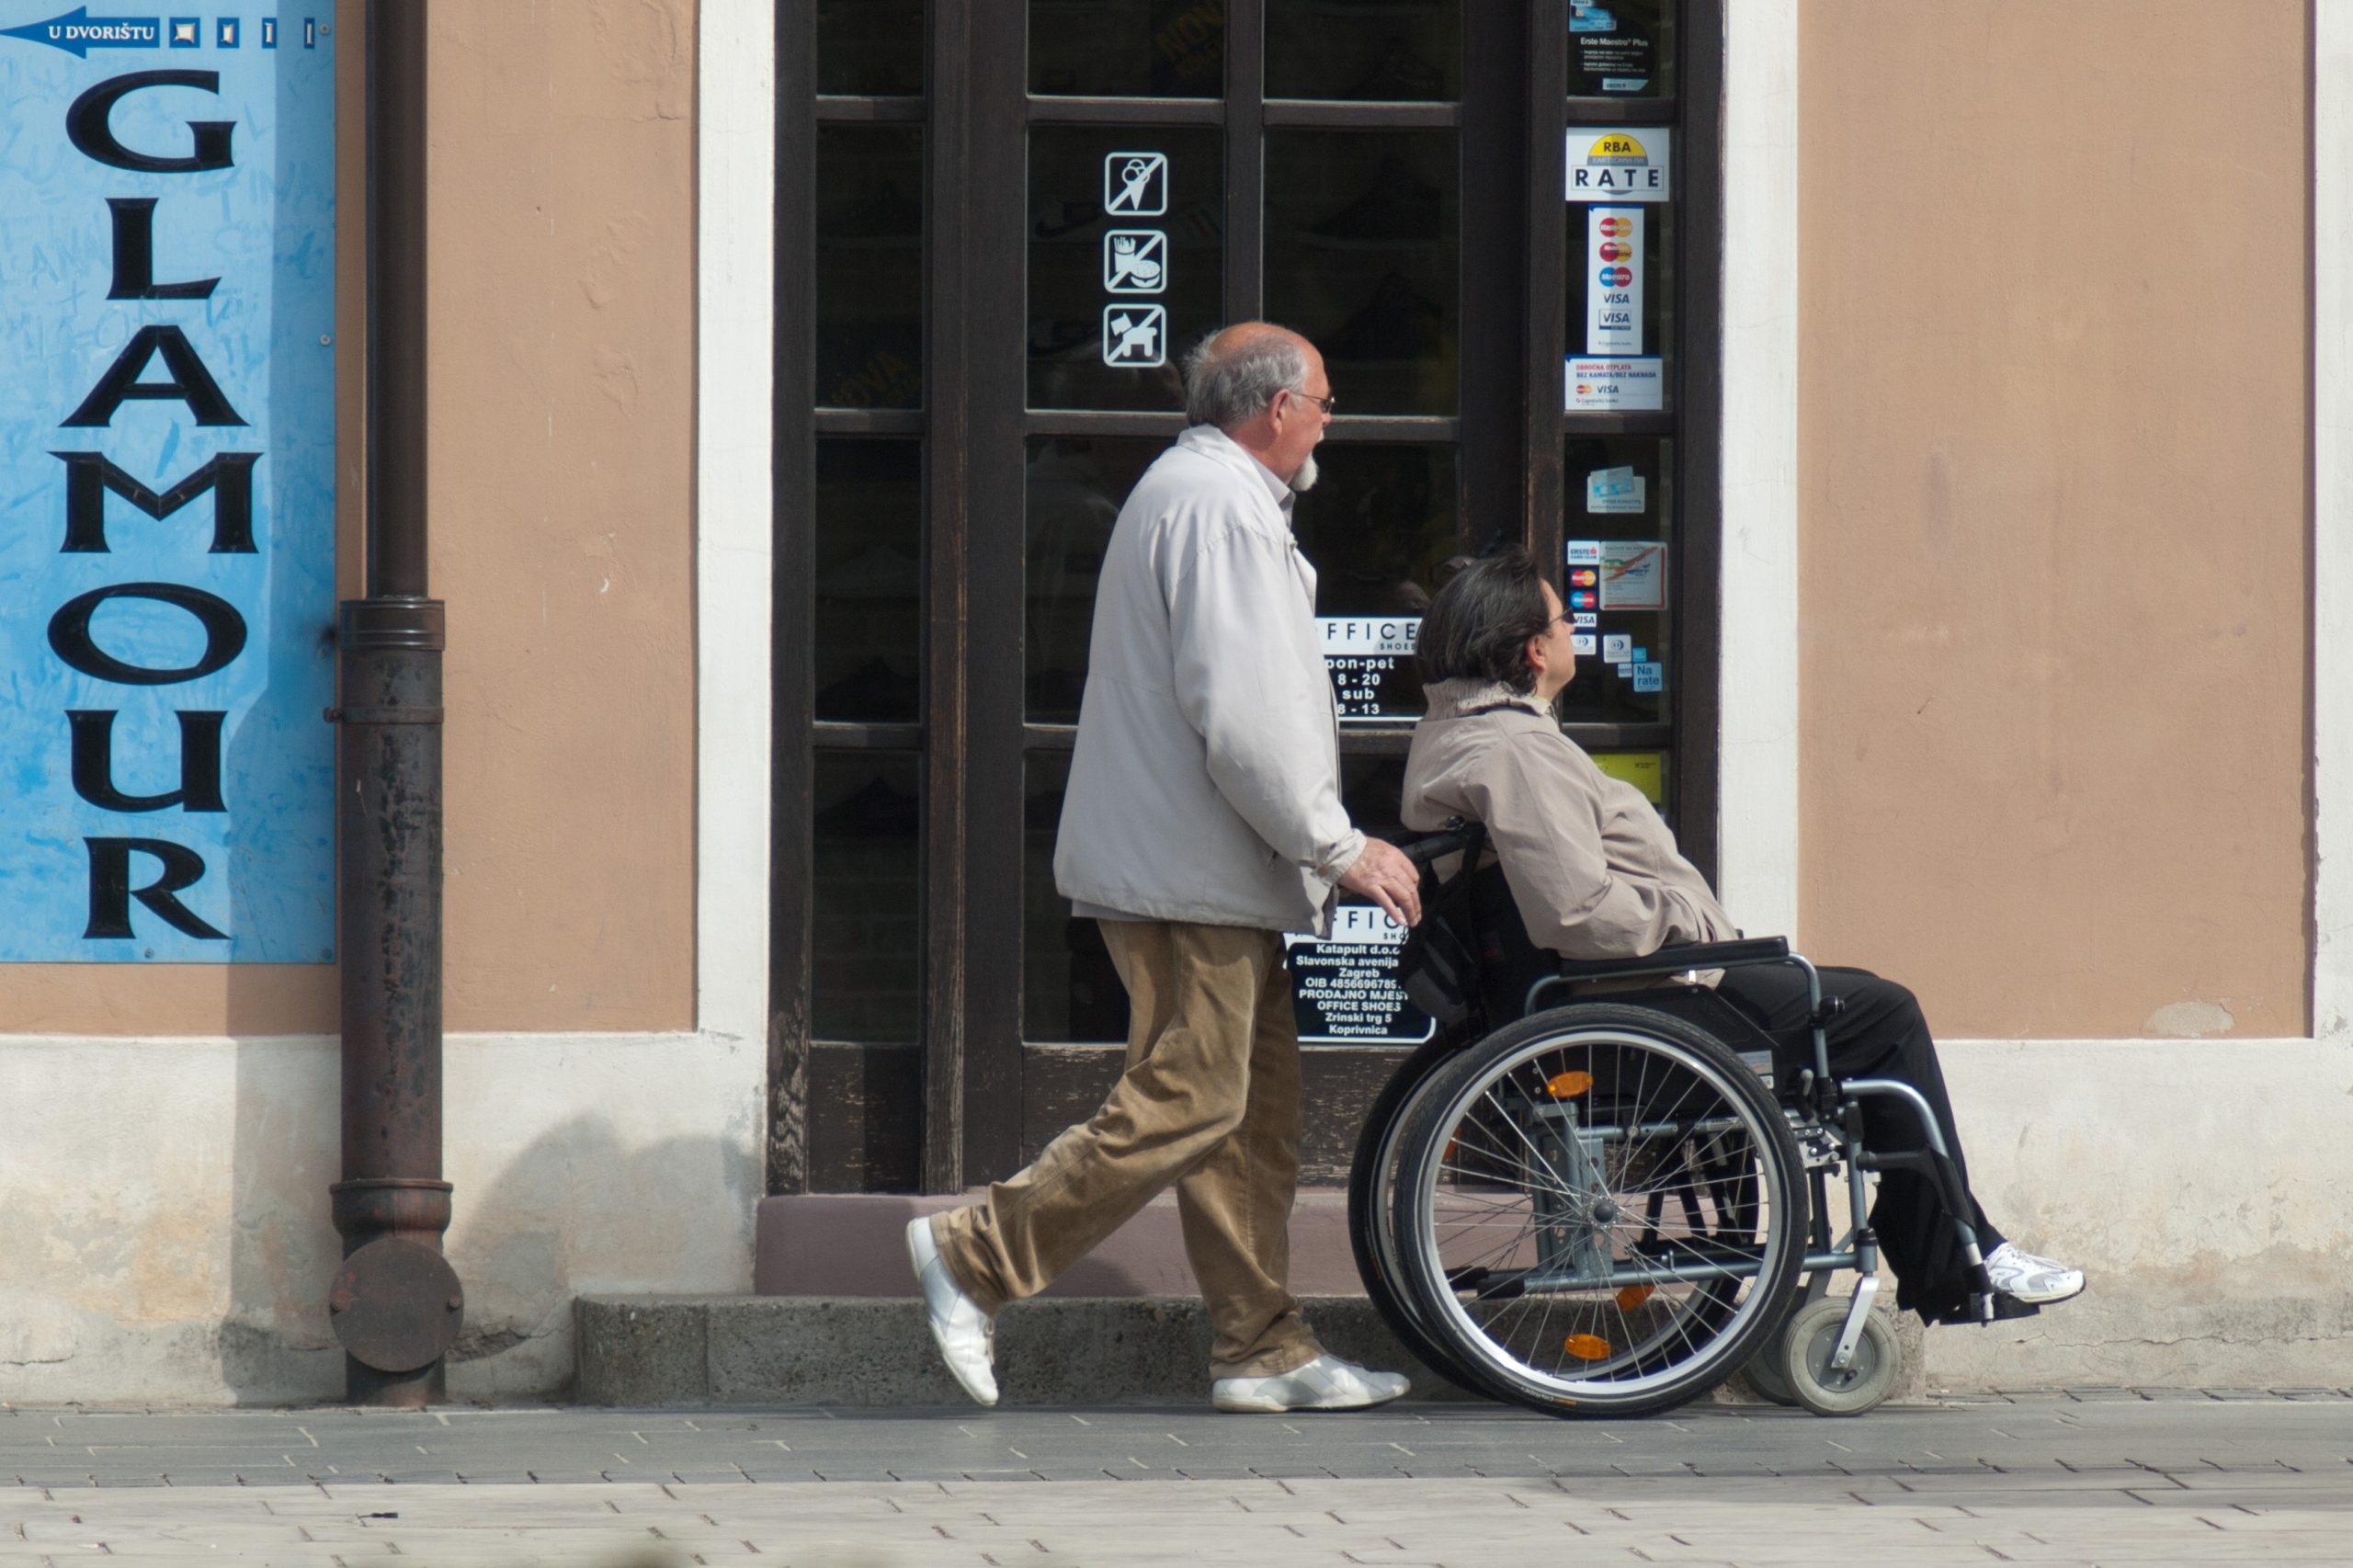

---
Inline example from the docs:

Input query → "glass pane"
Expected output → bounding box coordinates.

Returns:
[816,126,923,410]
[817,0,925,95]
[1266,130,1459,416]
[813,752,922,1041]
[1568,0,1675,99]
[1294,443,1457,719]
[1590,749,1674,828]
[1559,435,1674,727]
[815,439,923,722]
[1030,0,1225,97]
[1027,437,1164,722]
[1266,0,1461,100]
[1029,130,1222,412]
[1024,752,1131,1043]
[1564,182,1674,413]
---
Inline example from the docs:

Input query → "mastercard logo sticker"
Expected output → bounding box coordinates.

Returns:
[1598,241,1632,262]
[1598,216,1633,238]
[1570,569,1598,586]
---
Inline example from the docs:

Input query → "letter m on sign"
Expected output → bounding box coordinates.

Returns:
[49,450,260,553]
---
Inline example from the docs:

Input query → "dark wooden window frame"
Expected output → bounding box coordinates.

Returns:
[773,0,1725,1195]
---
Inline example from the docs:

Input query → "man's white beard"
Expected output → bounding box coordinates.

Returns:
[1288,452,1320,493]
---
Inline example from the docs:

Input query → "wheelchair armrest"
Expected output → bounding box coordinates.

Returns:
[1388,822,1483,869]
[1549,936,1791,983]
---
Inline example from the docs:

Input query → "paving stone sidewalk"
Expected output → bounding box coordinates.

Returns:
[0,1393,2347,1564]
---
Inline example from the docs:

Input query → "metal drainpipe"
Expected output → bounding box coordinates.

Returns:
[325,0,460,1408]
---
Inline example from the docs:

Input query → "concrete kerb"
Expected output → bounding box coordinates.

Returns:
[575,1293,1931,1409]
[577,1295,1477,1407]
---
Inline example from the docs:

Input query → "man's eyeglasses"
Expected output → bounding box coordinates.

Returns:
[1284,387,1337,415]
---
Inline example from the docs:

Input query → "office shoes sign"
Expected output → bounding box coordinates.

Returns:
[0,12,336,961]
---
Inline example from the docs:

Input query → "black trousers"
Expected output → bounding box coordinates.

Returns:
[1711,965,2006,1322]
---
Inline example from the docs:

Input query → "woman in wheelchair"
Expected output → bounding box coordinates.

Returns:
[1400,551,2083,1329]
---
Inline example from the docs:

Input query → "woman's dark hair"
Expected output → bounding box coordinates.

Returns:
[1417,550,1552,693]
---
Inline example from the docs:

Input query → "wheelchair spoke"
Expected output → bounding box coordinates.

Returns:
[1401,1017,1801,1410]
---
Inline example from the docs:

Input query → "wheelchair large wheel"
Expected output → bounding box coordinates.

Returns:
[1347,1029,1485,1394]
[1391,1003,1805,1418]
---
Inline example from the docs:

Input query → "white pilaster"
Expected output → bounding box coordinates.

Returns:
[1717,0,1802,940]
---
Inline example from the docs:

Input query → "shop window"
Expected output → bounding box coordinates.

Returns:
[817,0,926,96]
[1027,128,1223,413]
[1029,0,1226,98]
[816,126,925,411]
[1265,0,1461,101]
[815,439,924,723]
[813,752,923,1043]
[1265,130,1460,417]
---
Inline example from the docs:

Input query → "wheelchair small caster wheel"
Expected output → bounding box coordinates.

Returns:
[1783,1295,1900,1417]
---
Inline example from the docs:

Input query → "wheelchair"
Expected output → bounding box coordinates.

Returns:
[1347,822,2021,1419]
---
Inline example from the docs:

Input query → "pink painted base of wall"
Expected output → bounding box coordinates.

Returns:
[756,1188,1364,1298]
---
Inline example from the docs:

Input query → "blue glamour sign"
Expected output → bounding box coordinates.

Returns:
[0,7,335,961]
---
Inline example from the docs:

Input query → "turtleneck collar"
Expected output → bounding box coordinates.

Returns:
[1420,677,1554,721]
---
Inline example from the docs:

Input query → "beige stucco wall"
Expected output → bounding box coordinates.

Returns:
[1797,0,2311,1038]
[0,0,699,1036]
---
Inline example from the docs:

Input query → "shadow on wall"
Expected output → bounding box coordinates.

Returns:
[219,1037,755,1404]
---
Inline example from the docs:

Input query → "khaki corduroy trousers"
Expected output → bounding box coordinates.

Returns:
[931,918,1322,1378]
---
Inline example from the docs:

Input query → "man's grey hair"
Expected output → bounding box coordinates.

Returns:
[1182,329,1312,429]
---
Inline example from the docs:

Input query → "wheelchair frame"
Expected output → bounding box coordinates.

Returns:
[1351,824,2009,1418]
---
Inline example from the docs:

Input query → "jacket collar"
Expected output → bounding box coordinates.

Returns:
[1422,677,1553,721]
[1176,425,1297,519]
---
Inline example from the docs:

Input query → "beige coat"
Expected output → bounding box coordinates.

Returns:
[1402,678,1735,959]
[1054,426,1364,935]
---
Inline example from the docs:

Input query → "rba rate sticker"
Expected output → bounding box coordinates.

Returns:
[0,16,338,961]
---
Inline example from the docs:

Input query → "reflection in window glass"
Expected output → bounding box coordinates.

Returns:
[814,440,922,722]
[1341,754,1411,842]
[817,0,925,95]
[1267,0,1460,100]
[1564,186,1674,414]
[1294,444,1457,719]
[1568,0,1675,99]
[1024,753,1131,1044]
[814,752,922,1042]
[817,127,923,410]
[1027,437,1163,722]
[1266,131,1459,416]
[1029,129,1222,413]
[1558,436,1673,728]
[1030,0,1224,97]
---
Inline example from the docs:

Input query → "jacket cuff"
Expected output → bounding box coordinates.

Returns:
[1314,829,1369,887]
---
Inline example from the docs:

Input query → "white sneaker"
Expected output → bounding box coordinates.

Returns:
[1985,1242,2086,1305]
[905,1216,998,1406]
[1211,1353,1409,1414]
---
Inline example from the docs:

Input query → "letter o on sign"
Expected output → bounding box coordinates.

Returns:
[49,582,248,686]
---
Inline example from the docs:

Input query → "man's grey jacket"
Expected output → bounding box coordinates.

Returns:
[1054,425,1366,936]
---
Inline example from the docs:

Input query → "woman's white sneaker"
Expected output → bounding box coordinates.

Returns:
[1985,1242,2086,1305]
[1211,1353,1409,1414]
[905,1216,999,1406]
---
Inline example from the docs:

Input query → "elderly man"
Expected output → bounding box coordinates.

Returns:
[907,324,1424,1413]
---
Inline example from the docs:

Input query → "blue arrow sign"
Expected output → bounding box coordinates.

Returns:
[0,7,163,57]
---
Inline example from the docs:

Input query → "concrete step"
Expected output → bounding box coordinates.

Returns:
[755,1187,1365,1298]
[575,1294,1475,1407]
